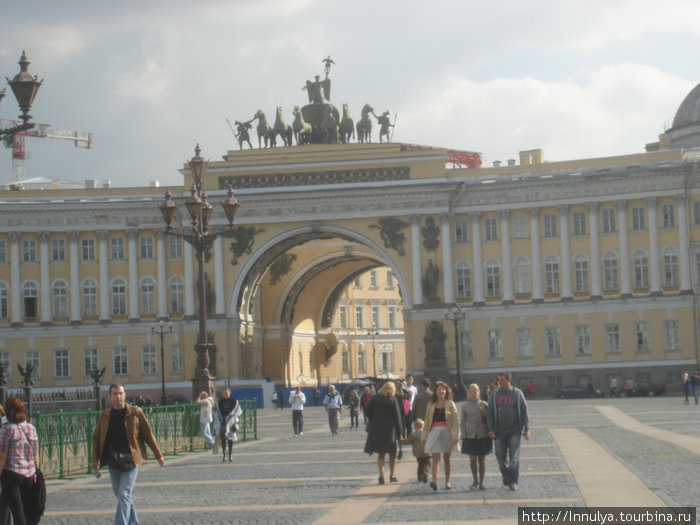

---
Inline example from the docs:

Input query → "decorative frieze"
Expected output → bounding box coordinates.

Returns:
[219,166,410,189]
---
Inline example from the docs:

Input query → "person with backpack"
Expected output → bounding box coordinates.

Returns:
[323,385,343,435]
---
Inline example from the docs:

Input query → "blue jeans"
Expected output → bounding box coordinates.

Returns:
[200,422,215,447]
[693,385,699,404]
[494,428,521,486]
[109,465,139,525]
[327,408,340,433]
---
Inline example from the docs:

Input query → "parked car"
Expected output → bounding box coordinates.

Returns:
[553,384,605,399]
[625,382,666,397]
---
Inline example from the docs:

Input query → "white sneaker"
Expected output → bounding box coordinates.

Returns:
[299,432,304,436]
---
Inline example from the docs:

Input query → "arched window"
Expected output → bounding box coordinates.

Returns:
[663,247,679,286]
[139,277,156,315]
[455,261,471,299]
[632,249,649,288]
[602,251,619,290]
[544,255,560,294]
[573,254,589,292]
[169,276,184,314]
[485,259,501,298]
[82,278,98,317]
[111,278,127,316]
[513,256,530,294]
[52,280,68,318]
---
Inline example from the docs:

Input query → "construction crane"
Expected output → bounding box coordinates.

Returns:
[0,118,92,185]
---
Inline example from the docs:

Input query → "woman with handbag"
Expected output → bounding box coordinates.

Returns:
[363,381,403,484]
[0,397,40,525]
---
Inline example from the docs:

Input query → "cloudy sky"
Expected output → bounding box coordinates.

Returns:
[0,0,698,188]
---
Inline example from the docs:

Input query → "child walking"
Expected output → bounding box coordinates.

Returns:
[460,383,492,490]
[400,418,431,483]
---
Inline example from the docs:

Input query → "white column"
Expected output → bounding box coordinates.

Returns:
[587,203,602,298]
[528,208,543,301]
[676,194,692,291]
[9,232,21,324]
[440,213,454,304]
[98,230,110,321]
[500,210,513,303]
[214,236,225,315]
[410,215,423,306]
[68,231,81,322]
[127,229,139,320]
[616,200,631,296]
[156,230,168,319]
[38,231,51,323]
[470,211,484,304]
[184,240,195,316]
[558,205,572,299]
[646,197,661,294]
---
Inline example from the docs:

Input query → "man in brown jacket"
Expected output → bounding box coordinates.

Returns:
[90,384,164,525]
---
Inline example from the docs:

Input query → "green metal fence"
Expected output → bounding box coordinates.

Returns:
[34,399,258,479]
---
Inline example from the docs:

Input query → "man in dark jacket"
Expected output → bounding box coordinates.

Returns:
[411,378,432,423]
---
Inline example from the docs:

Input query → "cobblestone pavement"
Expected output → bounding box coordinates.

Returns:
[41,396,699,524]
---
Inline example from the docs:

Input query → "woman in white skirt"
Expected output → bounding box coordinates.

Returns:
[420,381,459,490]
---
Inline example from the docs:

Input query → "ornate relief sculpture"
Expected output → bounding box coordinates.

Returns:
[421,216,440,252]
[424,321,447,360]
[368,217,410,256]
[227,226,266,265]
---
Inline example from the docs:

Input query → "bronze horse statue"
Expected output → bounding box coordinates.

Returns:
[292,106,312,145]
[273,106,293,147]
[339,104,354,144]
[321,108,339,143]
[254,110,273,148]
[356,104,374,144]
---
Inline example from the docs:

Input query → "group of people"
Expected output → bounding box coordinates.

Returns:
[682,370,700,405]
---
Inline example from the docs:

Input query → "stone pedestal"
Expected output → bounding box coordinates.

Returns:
[192,374,217,401]
[424,357,448,382]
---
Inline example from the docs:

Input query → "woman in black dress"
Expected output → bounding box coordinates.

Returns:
[363,381,403,484]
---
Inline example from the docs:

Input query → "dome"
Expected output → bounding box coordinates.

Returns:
[672,83,700,129]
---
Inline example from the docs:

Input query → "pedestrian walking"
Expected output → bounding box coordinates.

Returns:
[278,390,285,409]
[486,371,530,491]
[271,390,278,408]
[401,375,418,437]
[217,388,242,463]
[682,373,691,406]
[411,378,432,423]
[91,384,165,525]
[421,381,458,491]
[323,385,343,435]
[313,387,320,406]
[361,386,373,425]
[349,390,360,429]
[197,391,216,450]
[0,397,40,525]
[527,381,535,400]
[460,383,492,490]
[289,386,306,437]
[692,371,700,405]
[363,381,403,484]
[400,418,431,483]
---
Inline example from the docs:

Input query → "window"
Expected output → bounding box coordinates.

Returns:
[603,252,619,290]
[169,236,183,259]
[456,261,471,299]
[338,306,347,329]
[0,239,5,263]
[516,328,532,357]
[663,248,679,287]
[455,220,468,243]
[664,320,680,352]
[371,306,380,329]
[81,238,96,261]
[488,330,502,359]
[0,283,7,319]
[514,257,530,294]
[546,327,561,356]
[462,330,474,360]
[485,260,501,297]
[111,278,127,316]
[484,218,498,241]
[370,271,378,288]
[169,277,184,314]
[512,215,527,239]
[0,352,9,381]
[341,348,349,373]
[51,239,65,262]
[52,280,68,318]
[24,351,40,378]
[574,254,589,292]
[635,322,650,354]
[631,207,645,231]
[354,278,362,289]
[662,203,675,228]
[572,211,587,236]
[357,349,366,374]
[111,238,125,260]
[543,213,557,237]
[379,343,394,372]
[113,347,128,375]
[22,282,38,319]
[82,279,98,317]
[386,271,394,289]
[22,239,36,262]
[171,344,183,373]
[575,325,591,355]
[633,250,649,288]
[694,201,700,226]
[140,236,154,259]
[142,345,157,375]
[355,306,364,329]
[605,324,620,354]
[547,376,562,389]
[140,277,156,315]
[601,208,616,233]
[83,348,98,376]
[54,349,69,378]
[544,255,560,294]
[388,306,397,329]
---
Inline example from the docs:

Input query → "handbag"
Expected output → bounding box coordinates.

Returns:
[396,440,403,460]
[16,424,45,525]
[108,449,135,471]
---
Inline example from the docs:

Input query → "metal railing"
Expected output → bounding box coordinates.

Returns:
[34,399,258,479]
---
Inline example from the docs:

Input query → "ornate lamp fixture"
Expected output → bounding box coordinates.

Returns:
[1,51,43,138]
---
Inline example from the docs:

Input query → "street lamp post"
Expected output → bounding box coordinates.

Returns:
[444,305,468,399]
[151,320,173,405]
[367,325,379,377]
[158,144,239,399]
[0,51,43,139]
